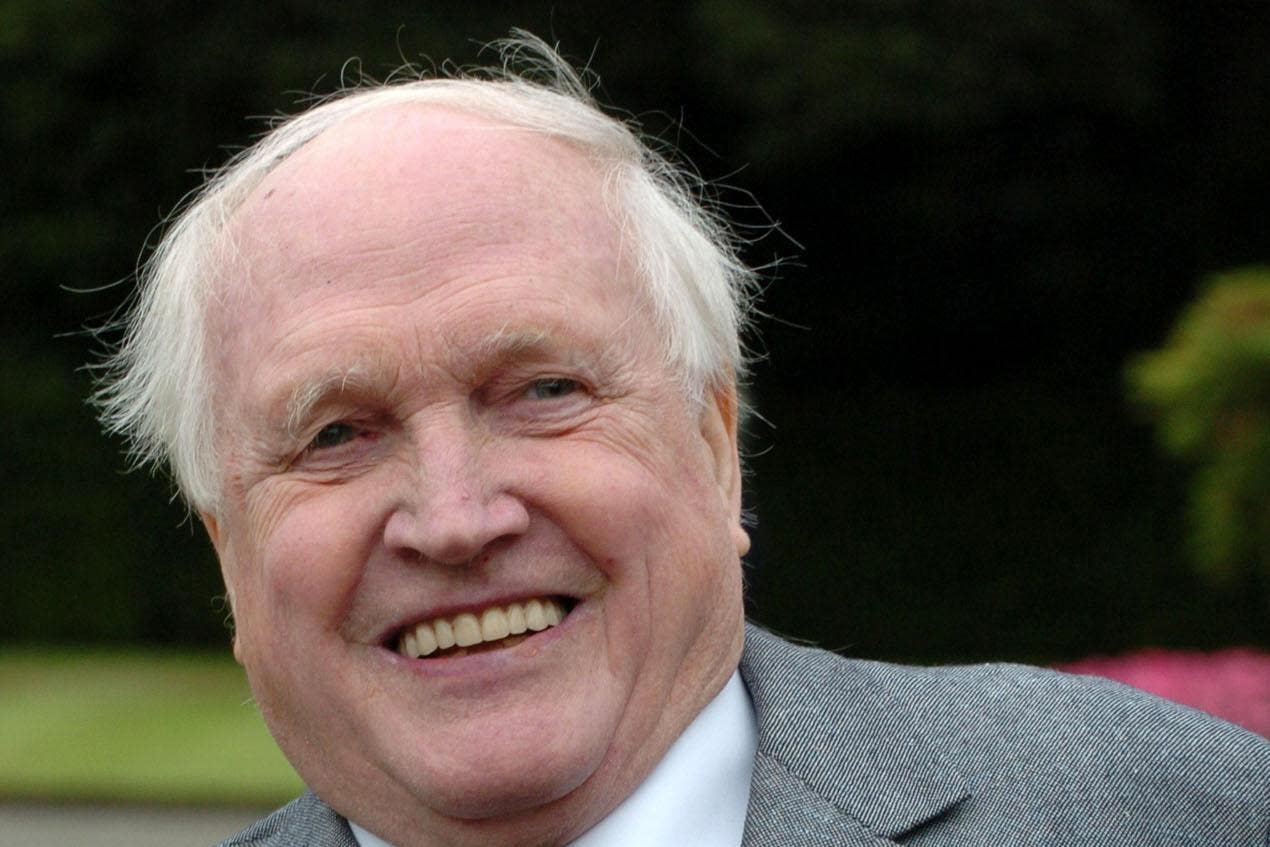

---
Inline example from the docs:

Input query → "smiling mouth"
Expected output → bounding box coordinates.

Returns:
[396,597,571,659]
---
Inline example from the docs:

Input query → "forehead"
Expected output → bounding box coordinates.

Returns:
[225,104,620,297]
[210,104,640,393]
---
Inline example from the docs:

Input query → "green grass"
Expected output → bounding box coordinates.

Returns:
[0,647,304,806]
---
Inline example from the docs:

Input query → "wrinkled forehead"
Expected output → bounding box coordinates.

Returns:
[210,103,632,323]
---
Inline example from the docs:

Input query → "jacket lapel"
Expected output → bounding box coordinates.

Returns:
[740,625,970,847]
[226,791,359,847]
[744,751,909,846]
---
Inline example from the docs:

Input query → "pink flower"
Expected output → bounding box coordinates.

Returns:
[1056,648,1270,737]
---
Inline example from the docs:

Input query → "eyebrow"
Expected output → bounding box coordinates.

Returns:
[468,325,555,365]
[464,324,622,383]
[272,326,574,439]
[280,364,385,439]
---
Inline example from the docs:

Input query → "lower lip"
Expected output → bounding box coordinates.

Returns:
[381,601,585,679]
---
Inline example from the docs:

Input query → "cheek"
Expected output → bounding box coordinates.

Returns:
[233,483,386,648]
[545,430,731,615]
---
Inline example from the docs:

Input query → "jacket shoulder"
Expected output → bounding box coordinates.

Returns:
[887,657,1270,843]
[742,625,1270,844]
[217,792,356,847]
[858,651,1269,774]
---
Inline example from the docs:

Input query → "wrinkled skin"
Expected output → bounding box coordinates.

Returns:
[201,105,749,847]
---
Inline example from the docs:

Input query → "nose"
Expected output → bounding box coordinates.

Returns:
[382,423,530,566]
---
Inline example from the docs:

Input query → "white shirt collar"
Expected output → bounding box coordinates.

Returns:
[350,671,757,847]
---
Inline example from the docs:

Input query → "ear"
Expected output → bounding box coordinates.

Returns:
[698,381,751,557]
[200,510,245,665]
[200,510,224,554]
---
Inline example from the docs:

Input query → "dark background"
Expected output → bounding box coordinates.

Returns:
[5,1,1268,663]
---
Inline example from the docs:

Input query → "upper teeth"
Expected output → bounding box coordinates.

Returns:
[397,597,565,658]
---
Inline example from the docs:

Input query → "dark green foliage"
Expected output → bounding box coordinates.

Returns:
[1129,267,1270,585]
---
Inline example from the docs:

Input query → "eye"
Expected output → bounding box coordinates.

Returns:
[308,421,357,451]
[526,377,580,400]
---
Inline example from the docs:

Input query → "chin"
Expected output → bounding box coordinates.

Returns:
[371,701,616,824]
[414,765,589,822]
[306,737,612,847]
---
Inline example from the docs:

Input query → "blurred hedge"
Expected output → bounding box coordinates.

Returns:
[1130,267,1270,586]
[4,1,1269,659]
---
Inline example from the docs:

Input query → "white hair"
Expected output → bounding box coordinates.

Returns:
[93,34,758,513]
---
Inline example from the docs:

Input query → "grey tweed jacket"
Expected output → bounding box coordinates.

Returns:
[221,624,1270,846]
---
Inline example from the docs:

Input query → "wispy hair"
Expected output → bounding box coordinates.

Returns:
[92,31,759,512]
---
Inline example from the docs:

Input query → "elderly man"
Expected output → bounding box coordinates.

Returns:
[97,37,1267,847]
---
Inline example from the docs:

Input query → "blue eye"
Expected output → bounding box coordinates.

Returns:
[310,422,356,450]
[527,378,579,400]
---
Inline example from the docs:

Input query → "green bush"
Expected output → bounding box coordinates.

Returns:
[1129,266,1270,584]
